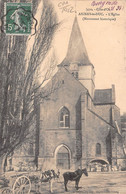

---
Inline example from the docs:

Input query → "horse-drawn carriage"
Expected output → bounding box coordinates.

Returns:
[0,168,88,193]
[0,169,60,193]
[0,171,31,193]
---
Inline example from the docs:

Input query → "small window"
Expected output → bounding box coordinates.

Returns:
[96,143,101,155]
[72,72,74,76]
[72,72,78,79]
[75,72,78,79]
[59,107,70,128]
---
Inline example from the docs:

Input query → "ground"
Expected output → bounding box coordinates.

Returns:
[1,171,126,193]
[30,171,126,194]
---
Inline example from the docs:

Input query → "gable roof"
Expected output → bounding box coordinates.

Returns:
[42,66,88,96]
[60,17,92,67]
[94,88,114,105]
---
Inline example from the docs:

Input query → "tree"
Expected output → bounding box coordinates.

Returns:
[0,0,59,173]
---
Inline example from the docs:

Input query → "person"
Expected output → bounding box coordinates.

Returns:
[10,5,28,31]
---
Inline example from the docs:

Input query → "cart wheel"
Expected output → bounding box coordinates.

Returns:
[13,175,31,194]
[2,187,12,194]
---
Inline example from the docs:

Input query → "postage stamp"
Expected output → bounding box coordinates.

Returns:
[4,3,32,35]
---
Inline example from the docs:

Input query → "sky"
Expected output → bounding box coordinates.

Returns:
[50,0,126,114]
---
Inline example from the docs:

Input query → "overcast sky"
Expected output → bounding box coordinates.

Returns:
[51,0,126,114]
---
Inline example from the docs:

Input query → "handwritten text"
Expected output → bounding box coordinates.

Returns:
[91,1,118,9]
[58,1,75,13]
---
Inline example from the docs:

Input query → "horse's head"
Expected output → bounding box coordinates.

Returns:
[82,168,88,176]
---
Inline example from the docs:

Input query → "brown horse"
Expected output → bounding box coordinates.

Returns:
[63,168,88,191]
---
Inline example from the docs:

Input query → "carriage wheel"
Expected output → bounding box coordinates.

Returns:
[13,175,31,194]
[2,188,12,194]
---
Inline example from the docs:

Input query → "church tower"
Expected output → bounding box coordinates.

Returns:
[60,17,95,98]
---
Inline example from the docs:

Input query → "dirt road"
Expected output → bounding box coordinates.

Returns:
[30,171,126,194]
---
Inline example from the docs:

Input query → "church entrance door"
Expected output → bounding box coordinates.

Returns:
[56,146,70,169]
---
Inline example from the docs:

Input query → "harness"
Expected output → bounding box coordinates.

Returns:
[72,173,81,180]
[40,172,51,182]
[41,170,60,182]
[73,175,81,180]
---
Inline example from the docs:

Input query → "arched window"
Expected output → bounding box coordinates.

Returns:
[96,143,101,155]
[59,107,70,128]
[28,143,34,155]
[72,71,78,79]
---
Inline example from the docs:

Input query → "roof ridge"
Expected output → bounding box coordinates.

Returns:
[95,88,112,91]
[59,66,94,97]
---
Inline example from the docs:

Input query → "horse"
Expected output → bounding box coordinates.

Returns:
[51,169,60,181]
[40,169,60,193]
[63,168,88,191]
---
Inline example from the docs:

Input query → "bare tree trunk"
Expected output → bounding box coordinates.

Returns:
[0,154,7,175]
[0,0,59,161]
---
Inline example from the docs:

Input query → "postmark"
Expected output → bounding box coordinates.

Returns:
[4,3,32,35]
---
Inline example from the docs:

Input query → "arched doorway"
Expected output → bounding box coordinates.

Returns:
[56,146,70,169]
[88,159,109,172]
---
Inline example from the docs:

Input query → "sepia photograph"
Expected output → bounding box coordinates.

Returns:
[0,0,126,193]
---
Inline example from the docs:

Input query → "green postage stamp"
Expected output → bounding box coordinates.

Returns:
[5,3,32,35]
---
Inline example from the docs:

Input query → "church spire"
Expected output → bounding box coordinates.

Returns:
[60,17,92,66]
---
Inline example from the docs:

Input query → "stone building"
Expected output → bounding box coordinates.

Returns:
[37,17,124,170]
[11,17,124,171]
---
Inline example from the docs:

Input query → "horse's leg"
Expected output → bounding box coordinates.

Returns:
[37,183,40,193]
[75,180,78,190]
[50,179,54,193]
[75,179,79,190]
[64,179,68,191]
[49,179,52,193]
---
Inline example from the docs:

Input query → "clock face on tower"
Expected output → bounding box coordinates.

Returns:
[70,63,78,71]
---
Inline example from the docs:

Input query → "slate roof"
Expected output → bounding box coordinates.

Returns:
[94,88,114,105]
[60,17,92,66]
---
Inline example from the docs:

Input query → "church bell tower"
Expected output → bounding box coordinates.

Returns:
[60,17,95,98]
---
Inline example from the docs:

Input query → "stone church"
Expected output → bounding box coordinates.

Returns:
[37,17,124,170]
[11,17,125,171]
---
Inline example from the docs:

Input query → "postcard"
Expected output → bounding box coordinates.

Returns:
[0,0,126,193]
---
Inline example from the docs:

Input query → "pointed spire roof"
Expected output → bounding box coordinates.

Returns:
[60,17,92,66]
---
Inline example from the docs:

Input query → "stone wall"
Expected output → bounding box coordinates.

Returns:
[39,67,87,169]
[83,107,110,165]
